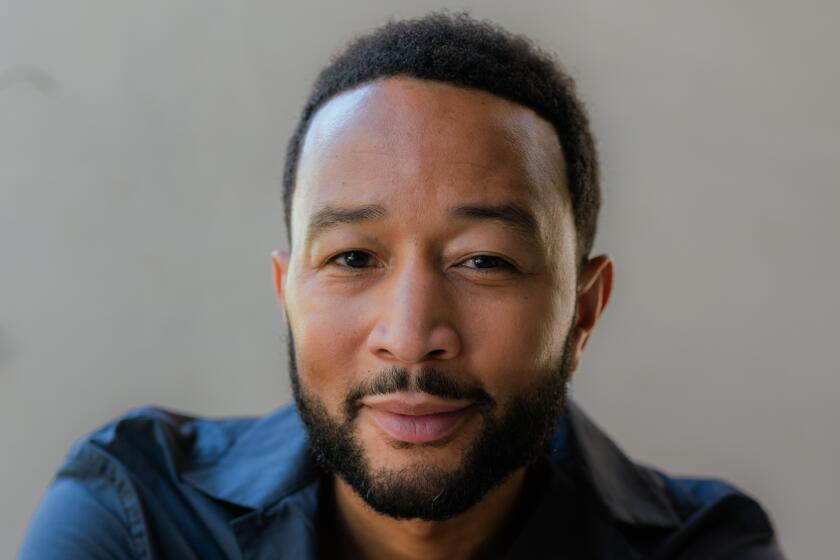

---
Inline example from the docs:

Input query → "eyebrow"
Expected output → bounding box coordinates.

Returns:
[306,204,387,242]
[304,202,541,245]
[450,203,540,242]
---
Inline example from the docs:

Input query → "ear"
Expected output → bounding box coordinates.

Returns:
[271,249,291,308]
[569,254,614,375]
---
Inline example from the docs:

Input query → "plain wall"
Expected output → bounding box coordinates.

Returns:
[2,1,838,557]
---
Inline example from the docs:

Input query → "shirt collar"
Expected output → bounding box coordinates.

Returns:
[564,401,681,528]
[178,400,680,528]
[178,406,320,509]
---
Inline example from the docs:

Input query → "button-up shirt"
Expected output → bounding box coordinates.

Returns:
[20,401,784,559]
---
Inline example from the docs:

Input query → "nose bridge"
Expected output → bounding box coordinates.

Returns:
[393,253,438,321]
[368,251,460,363]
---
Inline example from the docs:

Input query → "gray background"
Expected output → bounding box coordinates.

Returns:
[2,1,838,557]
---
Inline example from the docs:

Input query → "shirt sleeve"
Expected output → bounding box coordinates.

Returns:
[18,444,147,560]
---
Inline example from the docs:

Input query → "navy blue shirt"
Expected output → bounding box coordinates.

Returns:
[20,401,783,559]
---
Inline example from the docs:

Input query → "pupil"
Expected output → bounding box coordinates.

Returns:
[345,251,368,267]
[473,256,496,268]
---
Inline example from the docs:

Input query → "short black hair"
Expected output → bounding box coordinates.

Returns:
[283,12,600,266]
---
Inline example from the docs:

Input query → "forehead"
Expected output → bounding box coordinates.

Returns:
[292,77,571,241]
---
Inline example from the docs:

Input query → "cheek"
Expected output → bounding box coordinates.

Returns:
[286,275,372,416]
[461,286,569,396]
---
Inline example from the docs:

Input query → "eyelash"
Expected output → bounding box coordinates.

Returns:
[326,251,518,273]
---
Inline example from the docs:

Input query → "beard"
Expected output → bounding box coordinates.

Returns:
[288,323,575,522]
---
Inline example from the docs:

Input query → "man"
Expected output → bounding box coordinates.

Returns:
[21,13,783,559]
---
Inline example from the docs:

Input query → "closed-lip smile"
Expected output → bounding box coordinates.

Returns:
[363,392,477,444]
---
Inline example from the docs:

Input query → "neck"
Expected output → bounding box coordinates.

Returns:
[330,467,528,560]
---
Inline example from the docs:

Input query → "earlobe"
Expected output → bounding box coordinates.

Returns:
[271,249,291,308]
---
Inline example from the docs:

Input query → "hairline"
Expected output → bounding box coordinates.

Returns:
[286,75,584,270]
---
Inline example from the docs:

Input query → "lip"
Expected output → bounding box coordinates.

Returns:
[363,392,475,444]
[363,392,474,416]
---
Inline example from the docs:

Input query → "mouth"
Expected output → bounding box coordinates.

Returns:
[363,392,477,444]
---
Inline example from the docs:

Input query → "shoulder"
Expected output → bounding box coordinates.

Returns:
[77,405,258,463]
[558,403,784,559]
[65,404,306,476]
[19,406,227,559]
[643,467,784,559]
[20,404,310,559]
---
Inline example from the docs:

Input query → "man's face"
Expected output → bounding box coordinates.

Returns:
[276,77,583,520]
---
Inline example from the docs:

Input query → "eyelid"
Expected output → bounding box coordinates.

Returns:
[323,250,521,273]
[325,249,380,269]
[457,253,520,272]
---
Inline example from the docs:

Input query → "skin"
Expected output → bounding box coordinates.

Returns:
[272,77,613,560]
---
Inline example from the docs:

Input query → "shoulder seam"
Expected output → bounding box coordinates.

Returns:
[64,442,152,560]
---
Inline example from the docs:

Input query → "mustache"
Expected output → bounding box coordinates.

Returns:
[344,366,495,418]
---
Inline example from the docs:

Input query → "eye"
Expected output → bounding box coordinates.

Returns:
[462,254,516,271]
[329,250,375,269]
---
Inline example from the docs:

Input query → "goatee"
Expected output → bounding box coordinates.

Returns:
[287,326,574,521]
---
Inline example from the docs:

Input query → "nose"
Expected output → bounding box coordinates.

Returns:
[366,257,462,364]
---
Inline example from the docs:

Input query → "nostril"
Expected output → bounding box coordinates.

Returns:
[377,348,395,359]
[367,321,461,363]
